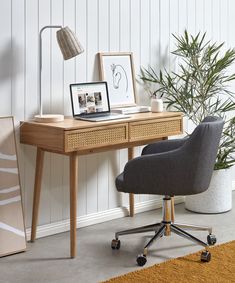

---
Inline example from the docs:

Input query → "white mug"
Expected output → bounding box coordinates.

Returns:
[151,98,163,112]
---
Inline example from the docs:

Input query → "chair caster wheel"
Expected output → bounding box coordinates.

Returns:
[136,254,147,266]
[111,239,120,250]
[207,234,216,245]
[201,250,211,262]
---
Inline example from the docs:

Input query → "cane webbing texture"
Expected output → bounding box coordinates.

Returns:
[130,119,181,141]
[66,125,127,151]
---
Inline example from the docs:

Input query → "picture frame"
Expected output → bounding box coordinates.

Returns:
[98,52,137,108]
[0,116,26,257]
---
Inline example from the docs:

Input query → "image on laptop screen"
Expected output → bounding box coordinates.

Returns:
[70,82,110,117]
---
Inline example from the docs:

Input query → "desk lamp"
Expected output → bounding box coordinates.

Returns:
[35,26,84,123]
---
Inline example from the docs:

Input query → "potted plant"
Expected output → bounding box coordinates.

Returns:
[140,30,235,213]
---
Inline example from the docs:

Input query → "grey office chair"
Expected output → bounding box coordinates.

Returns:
[111,116,224,266]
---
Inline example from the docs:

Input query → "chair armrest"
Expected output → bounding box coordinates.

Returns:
[142,138,188,155]
[122,148,191,195]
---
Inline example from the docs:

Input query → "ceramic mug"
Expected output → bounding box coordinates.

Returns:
[151,98,163,112]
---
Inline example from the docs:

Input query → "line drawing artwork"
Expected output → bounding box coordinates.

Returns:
[111,63,129,96]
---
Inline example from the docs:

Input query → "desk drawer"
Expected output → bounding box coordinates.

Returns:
[65,123,128,152]
[129,117,182,142]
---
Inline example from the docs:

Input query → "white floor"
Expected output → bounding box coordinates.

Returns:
[0,193,234,283]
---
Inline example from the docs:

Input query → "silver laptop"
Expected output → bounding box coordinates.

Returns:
[70,82,129,122]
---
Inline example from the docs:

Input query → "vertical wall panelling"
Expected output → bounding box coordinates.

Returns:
[24,0,39,228]
[107,152,121,210]
[228,0,235,184]
[149,0,160,74]
[119,0,130,209]
[195,0,205,33]
[76,0,87,82]
[204,0,213,38]
[178,0,187,34]
[51,0,64,115]
[220,0,228,49]
[11,0,25,123]
[63,0,76,117]
[62,0,77,220]
[38,0,52,225]
[62,158,70,221]
[50,0,64,223]
[159,0,170,71]
[187,0,196,35]
[86,0,99,214]
[11,0,26,237]
[1,0,234,233]
[146,0,160,203]
[130,0,141,80]
[109,0,120,51]
[169,0,178,73]
[119,148,128,208]
[139,0,150,106]
[139,0,150,203]
[212,0,221,42]
[107,0,121,209]
[129,0,141,205]
[76,0,87,217]
[177,0,188,130]
[119,0,130,51]
[0,0,11,116]
[97,0,110,212]
[39,0,51,115]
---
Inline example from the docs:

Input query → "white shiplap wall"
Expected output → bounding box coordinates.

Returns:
[1,0,234,232]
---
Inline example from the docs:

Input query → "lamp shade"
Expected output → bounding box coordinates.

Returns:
[56,26,84,60]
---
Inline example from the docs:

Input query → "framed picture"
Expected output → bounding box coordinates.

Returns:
[0,117,26,257]
[98,52,137,108]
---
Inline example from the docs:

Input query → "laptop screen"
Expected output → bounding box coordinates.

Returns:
[70,82,110,117]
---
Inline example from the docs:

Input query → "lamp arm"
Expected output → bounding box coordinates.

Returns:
[38,25,62,117]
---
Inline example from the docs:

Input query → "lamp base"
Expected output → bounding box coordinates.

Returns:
[34,114,64,123]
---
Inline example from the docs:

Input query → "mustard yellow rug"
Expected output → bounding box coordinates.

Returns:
[103,241,235,283]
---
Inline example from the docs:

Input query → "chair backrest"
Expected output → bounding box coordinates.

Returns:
[182,116,224,194]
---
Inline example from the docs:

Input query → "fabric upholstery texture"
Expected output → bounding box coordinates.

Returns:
[116,116,224,196]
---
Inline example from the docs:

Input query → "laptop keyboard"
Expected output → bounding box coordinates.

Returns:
[81,112,116,118]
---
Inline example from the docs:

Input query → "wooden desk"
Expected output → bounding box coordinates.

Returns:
[20,112,183,258]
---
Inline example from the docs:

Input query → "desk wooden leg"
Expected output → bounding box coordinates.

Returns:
[128,147,134,217]
[31,148,45,242]
[70,152,78,258]
[171,197,175,223]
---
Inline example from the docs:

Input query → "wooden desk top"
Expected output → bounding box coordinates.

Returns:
[21,111,183,130]
[20,112,183,154]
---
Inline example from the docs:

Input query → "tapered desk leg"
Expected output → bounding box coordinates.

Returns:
[31,148,45,242]
[171,197,175,223]
[128,147,134,217]
[70,152,78,258]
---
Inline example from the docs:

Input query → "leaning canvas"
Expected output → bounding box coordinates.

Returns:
[0,117,26,257]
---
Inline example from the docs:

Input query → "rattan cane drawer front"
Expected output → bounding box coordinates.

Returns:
[129,118,182,141]
[65,123,128,152]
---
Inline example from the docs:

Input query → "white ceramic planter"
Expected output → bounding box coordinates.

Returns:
[185,169,232,213]
[151,98,163,112]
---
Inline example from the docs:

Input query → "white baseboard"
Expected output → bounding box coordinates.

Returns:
[26,196,184,241]
[233,181,235,191]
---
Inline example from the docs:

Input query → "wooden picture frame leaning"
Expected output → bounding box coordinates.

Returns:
[98,52,137,108]
[0,116,26,257]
